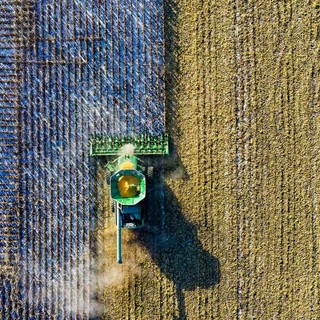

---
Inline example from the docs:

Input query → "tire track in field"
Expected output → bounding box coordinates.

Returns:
[252,2,279,317]
[290,3,313,317]
[305,3,320,317]
[309,4,320,316]
[244,2,259,317]
[285,2,298,315]
[268,2,285,317]
[233,1,248,317]
[274,3,295,317]
[208,2,223,317]
[235,1,257,318]
[203,1,222,318]
[195,2,208,317]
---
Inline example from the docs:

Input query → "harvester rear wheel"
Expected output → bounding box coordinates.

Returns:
[106,169,111,185]
[147,166,154,179]
[111,200,115,213]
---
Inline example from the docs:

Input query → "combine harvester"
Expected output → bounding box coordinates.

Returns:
[90,134,169,263]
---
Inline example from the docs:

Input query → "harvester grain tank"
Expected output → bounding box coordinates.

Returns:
[90,134,169,264]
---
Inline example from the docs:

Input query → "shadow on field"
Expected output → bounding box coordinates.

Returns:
[135,170,221,319]
[136,2,219,319]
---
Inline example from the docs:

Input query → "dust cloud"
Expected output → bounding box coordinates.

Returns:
[90,222,148,317]
[119,143,135,155]
[167,166,186,180]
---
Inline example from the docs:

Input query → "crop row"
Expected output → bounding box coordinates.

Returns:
[1,0,165,318]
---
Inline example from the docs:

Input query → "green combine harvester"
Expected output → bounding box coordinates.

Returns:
[90,134,169,264]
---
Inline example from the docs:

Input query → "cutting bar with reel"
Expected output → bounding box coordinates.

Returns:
[90,133,169,156]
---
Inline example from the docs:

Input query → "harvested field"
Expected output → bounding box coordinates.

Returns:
[95,1,320,319]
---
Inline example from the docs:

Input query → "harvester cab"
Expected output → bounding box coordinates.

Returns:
[90,134,169,264]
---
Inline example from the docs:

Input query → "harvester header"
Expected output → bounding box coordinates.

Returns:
[90,133,169,156]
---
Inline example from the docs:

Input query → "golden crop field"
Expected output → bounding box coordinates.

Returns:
[94,1,320,319]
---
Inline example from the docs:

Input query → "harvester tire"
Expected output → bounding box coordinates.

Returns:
[106,169,111,185]
[147,166,154,179]
[111,200,115,213]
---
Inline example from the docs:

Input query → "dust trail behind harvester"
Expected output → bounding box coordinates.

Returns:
[90,161,149,317]
[92,223,149,317]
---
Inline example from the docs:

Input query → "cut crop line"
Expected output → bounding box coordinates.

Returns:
[308,4,320,317]
[274,2,287,317]
[242,1,255,317]
[233,0,244,318]
[249,1,260,317]
[195,1,206,317]
[207,0,218,316]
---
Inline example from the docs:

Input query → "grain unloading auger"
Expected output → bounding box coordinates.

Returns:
[90,134,169,264]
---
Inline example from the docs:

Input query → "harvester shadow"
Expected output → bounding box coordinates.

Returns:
[135,173,221,320]
[134,1,220,317]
